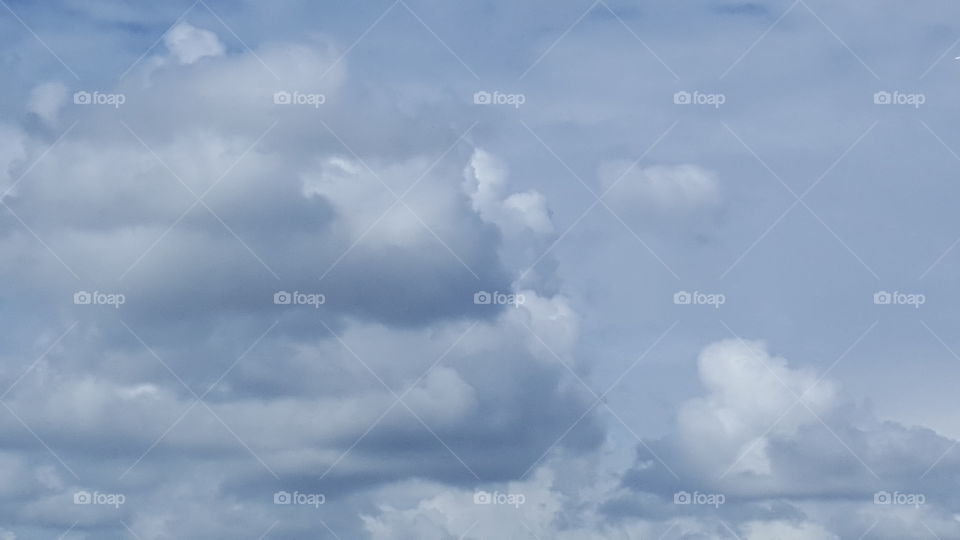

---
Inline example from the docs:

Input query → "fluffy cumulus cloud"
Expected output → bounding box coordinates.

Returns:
[3,0,960,538]
[364,339,960,539]
[0,8,608,536]
[608,340,960,539]
[163,22,226,65]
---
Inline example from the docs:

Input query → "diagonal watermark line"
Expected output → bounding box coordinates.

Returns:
[316,320,478,481]
[317,120,480,281]
[118,0,201,80]
[718,398,800,480]
[258,521,280,540]
[918,320,960,478]
[1,121,79,201]
[856,519,879,540]
[657,521,678,540]
[1,401,80,479]
[399,400,481,479]
[198,0,281,81]
[515,317,681,480]
[920,36,960,80]
[402,205,481,279]
[119,399,201,480]
[118,320,280,479]
[319,320,482,480]
[0,0,80,79]
[0,115,82,282]
[517,119,679,281]
[319,0,401,81]
[918,121,960,279]
[921,439,956,480]
[720,0,800,80]
[0,199,81,280]
[199,400,280,478]
[399,0,481,80]
[519,519,545,540]
[118,120,280,280]
[721,520,744,539]
[719,320,881,480]
[603,403,681,480]
[203,321,280,395]
[720,320,878,479]
[801,205,880,280]
[921,520,943,540]
[597,0,680,80]
[519,0,599,80]
[0,321,78,399]
[122,520,144,540]
[319,520,344,540]
[458,521,479,540]
[316,398,403,482]
[720,121,878,279]
[798,0,880,80]
[57,521,79,540]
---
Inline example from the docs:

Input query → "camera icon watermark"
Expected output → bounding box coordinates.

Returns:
[673,490,725,508]
[74,290,125,309]
[273,90,326,108]
[273,490,325,508]
[73,490,126,508]
[874,490,925,508]
[73,90,126,108]
[873,290,924,309]
[473,490,525,508]
[274,290,325,308]
[673,90,725,108]
[474,290,525,307]
[673,290,725,309]
[873,90,925,108]
[473,90,526,109]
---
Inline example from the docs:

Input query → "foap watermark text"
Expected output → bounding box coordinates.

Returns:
[74,90,126,108]
[473,90,525,108]
[873,91,925,108]
[473,490,525,508]
[674,290,725,309]
[874,490,925,508]
[874,290,924,309]
[74,490,126,508]
[274,90,326,108]
[674,90,725,108]
[674,491,725,508]
[274,490,325,508]
[74,290,125,308]
[474,290,525,307]
[274,291,326,308]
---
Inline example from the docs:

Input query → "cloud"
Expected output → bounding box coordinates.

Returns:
[741,520,838,540]
[599,160,723,223]
[463,148,553,235]
[613,339,960,539]
[0,124,29,198]
[163,22,226,65]
[599,162,721,214]
[26,82,67,128]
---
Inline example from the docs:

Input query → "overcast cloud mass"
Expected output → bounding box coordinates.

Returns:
[1,0,960,538]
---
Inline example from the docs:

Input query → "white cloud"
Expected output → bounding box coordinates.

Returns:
[27,82,67,127]
[677,339,836,476]
[164,22,226,65]
[464,149,553,235]
[599,162,721,213]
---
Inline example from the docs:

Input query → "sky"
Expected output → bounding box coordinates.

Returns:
[1,0,960,538]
